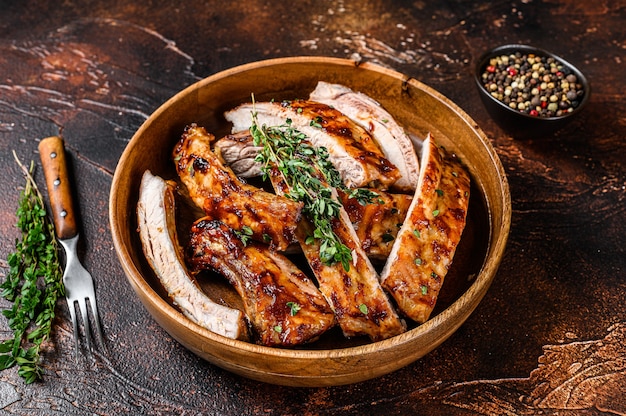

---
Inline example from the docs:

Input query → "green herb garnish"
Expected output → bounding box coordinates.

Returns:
[249,101,377,271]
[286,302,301,316]
[0,152,64,384]
[234,225,254,246]
[309,116,323,129]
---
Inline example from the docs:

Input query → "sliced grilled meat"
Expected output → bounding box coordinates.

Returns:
[213,132,414,262]
[309,81,420,191]
[213,130,263,178]
[172,124,302,251]
[187,218,336,347]
[225,99,401,189]
[137,170,249,340]
[268,167,407,341]
[380,135,470,323]
[338,189,413,262]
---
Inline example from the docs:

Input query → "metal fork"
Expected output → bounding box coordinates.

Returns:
[39,136,107,360]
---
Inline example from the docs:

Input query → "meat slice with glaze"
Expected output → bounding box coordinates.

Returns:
[213,132,415,262]
[380,134,471,323]
[213,130,263,178]
[224,99,401,189]
[137,170,249,341]
[267,166,407,341]
[337,188,413,262]
[186,218,336,347]
[309,81,420,191]
[172,124,302,251]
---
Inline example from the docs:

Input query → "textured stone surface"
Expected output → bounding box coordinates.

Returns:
[0,0,624,414]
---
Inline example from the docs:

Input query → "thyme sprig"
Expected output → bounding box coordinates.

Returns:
[249,104,378,271]
[0,151,64,384]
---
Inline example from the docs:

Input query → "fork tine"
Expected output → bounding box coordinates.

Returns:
[87,291,108,354]
[77,297,93,353]
[87,296,108,354]
[67,299,80,362]
[83,278,107,354]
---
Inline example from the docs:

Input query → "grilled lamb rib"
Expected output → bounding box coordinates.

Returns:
[172,124,302,251]
[267,166,407,341]
[309,81,420,191]
[380,134,470,323]
[187,218,336,347]
[137,170,249,340]
[225,99,401,189]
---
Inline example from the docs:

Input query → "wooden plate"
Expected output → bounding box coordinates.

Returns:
[109,56,511,387]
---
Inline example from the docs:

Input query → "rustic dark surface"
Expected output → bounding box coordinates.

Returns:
[1,1,625,415]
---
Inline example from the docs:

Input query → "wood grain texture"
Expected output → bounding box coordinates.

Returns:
[39,136,78,240]
[0,0,624,414]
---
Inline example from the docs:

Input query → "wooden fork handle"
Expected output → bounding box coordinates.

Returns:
[39,136,78,240]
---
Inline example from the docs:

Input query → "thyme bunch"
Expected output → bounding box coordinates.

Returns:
[0,151,64,384]
[249,106,378,271]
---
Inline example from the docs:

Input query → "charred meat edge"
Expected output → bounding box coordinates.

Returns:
[137,170,249,340]
[225,99,401,189]
[380,134,470,323]
[172,124,303,252]
[187,218,336,347]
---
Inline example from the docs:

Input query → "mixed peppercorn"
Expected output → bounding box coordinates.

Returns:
[480,51,585,118]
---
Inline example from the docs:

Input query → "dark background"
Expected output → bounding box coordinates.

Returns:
[1,1,624,414]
